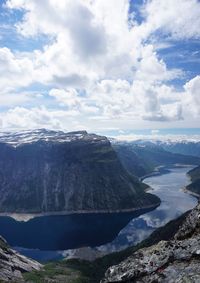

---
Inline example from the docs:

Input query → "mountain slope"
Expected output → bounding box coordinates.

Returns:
[0,235,41,282]
[113,142,200,177]
[0,129,160,214]
[112,144,153,177]
[161,141,200,157]
[186,166,200,196]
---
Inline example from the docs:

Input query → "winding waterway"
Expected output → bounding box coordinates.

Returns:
[0,165,197,262]
[97,165,197,254]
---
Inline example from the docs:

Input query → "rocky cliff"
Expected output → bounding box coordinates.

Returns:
[0,129,160,213]
[102,202,200,283]
[0,236,41,282]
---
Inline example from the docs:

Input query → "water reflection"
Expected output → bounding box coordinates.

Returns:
[0,207,153,250]
[98,166,197,253]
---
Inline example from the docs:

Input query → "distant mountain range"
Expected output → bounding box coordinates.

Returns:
[113,138,200,157]
[112,140,200,178]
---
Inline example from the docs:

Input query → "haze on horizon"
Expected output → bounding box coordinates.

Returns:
[0,0,200,135]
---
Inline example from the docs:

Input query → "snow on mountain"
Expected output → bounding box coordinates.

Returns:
[0,129,105,147]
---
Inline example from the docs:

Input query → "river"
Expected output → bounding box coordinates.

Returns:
[0,165,197,261]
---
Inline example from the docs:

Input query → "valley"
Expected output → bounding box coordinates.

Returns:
[0,129,200,282]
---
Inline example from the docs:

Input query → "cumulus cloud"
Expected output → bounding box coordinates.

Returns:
[134,45,183,83]
[143,104,183,122]
[0,106,80,130]
[143,0,200,40]
[0,0,199,130]
[0,47,33,92]
[184,76,200,115]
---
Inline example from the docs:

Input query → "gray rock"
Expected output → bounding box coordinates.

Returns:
[102,203,200,283]
[0,236,42,282]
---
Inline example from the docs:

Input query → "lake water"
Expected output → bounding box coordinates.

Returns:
[0,166,197,262]
[97,165,197,253]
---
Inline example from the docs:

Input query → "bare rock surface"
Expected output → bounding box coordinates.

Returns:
[102,203,200,283]
[0,236,42,282]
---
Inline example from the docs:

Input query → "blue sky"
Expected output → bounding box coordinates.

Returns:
[0,0,200,136]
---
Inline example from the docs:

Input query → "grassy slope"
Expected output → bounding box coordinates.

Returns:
[24,211,189,283]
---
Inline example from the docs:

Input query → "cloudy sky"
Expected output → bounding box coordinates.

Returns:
[0,0,200,134]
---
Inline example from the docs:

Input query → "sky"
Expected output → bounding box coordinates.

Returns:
[0,0,200,136]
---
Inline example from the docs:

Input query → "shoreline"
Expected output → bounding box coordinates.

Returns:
[182,187,200,199]
[141,164,195,182]
[0,202,160,222]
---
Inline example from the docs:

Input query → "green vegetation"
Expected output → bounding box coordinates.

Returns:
[24,261,83,283]
[24,211,189,283]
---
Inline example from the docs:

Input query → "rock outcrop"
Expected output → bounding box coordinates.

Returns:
[0,236,41,282]
[0,129,160,214]
[102,203,200,282]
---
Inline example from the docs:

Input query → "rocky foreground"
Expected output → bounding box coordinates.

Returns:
[0,236,41,282]
[102,202,200,282]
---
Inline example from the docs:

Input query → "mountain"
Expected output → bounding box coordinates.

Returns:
[186,165,200,197]
[102,202,200,282]
[0,235,41,282]
[187,165,200,182]
[0,129,160,214]
[161,141,200,157]
[112,141,200,177]
[112,144,153,177]
[123,139,200,157]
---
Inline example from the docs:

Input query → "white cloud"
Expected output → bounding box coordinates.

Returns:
[143,103,183,122]
[143,0,200,40]
[184,76,200,115]
[1,0,200,131]
[0,106,79,130]
[134,45,183,83]
[0,47,33,92]
[49,88,81,109]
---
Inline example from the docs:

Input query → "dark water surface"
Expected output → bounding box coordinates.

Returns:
[0,208,153,250]
[0,166,197,261]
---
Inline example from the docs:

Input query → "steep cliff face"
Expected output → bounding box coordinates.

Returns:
[0,129,160,213]
[0,236,41,282]
[102,203,200,283]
